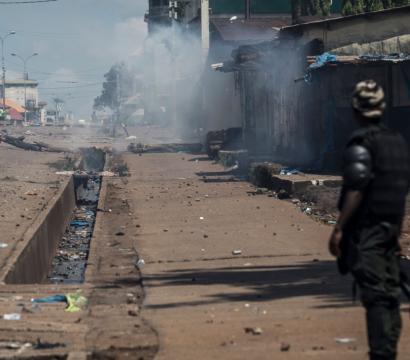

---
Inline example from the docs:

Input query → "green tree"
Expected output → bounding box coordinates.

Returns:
[94,63,136,111]
[342,0,409,15]
[292,0,332,23]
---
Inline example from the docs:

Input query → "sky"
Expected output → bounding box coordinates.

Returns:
[0,0,148,118]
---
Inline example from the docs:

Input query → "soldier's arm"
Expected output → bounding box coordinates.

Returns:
[329,144,372,257]
[336,190,363,230]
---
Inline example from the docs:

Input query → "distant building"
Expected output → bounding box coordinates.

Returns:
[145,0,171,34]
[5,79,39,108]
[45,110,57,126]
[0,99,25,125]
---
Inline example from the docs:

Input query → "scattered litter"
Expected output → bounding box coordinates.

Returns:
[199,217,204,220]
[280,342,291,352]
[244,327,263,335]
[244,303,250,308]
[71,220,89,227]
[243,263,252,267]
[115,230,125,236]
[328,220,337,225]
[32,291,87,313]
[31,295,67,304]
[126,136,137,141]
[100,171,115,177]
[3,313,21,321]
[280,168,299,176]
[24,191,38,196]
[0,341,31,350]
[232,250,242,256]
[66,292,88,313]
[335,338,356,344]
[136,259,145,268]
[34,338,66,350]
[0,243,8,249]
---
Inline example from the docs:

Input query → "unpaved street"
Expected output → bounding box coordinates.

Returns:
[123,145,410,359]
[0,126,408,359]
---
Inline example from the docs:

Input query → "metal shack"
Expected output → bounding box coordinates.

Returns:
[215,6,410,170]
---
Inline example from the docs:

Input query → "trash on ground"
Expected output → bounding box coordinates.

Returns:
[335,338,356,344]
[280,342,291,352]
[280,168,300,176]
[3,313,21,321]
[100,171,115,177]
[232,250,242,255]
[0,243,8,249]
[66,292,88,313]
[31,291,87,312]
[244,327,263,335]
[34,338,66,350]
[0,341,31,350]
[31,295,67,304]
[136,259,145,268]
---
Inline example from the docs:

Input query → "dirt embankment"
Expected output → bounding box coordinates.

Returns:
[293,185,410,246]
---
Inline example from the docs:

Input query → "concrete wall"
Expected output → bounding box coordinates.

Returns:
[2,177,76,284]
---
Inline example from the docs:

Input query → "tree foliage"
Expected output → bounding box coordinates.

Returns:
[292,0,332,23]
[93,63,137,111]
[342,0,410,15]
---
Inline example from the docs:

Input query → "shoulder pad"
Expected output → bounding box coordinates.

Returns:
[344,145,372,167]
[343,145,373,190]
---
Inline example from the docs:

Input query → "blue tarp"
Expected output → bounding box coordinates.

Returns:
[309,53,337,70]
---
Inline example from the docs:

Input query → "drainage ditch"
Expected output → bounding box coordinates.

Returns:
[48,175,101,284]
[49,148,106,284]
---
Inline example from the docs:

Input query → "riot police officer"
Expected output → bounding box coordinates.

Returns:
[329,80,410,360]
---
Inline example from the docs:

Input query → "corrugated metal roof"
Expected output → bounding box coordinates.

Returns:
[2,99,26,113]
[211,17,291,42]
[280,5,410,35]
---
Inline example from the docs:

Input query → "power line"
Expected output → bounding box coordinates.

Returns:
[39,82,103,90]
[0,0,57,4]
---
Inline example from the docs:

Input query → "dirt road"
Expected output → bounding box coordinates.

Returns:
[0,125,408,359]
[124,150,410,360]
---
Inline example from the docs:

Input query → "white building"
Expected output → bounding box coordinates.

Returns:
[5,79,39,108]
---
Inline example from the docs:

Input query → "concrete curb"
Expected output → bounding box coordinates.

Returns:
[1,176,76,284]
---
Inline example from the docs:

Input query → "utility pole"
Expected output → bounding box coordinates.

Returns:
[169,2,179,129]
[201,0,210,62]
[11,52,38,125]
[113,70,121,137]
[245,0,251,20]
[0,31,15,122]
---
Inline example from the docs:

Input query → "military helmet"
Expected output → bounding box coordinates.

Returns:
[352,80,386,119]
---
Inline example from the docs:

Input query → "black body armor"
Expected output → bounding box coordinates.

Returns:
[346,125,410,220]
